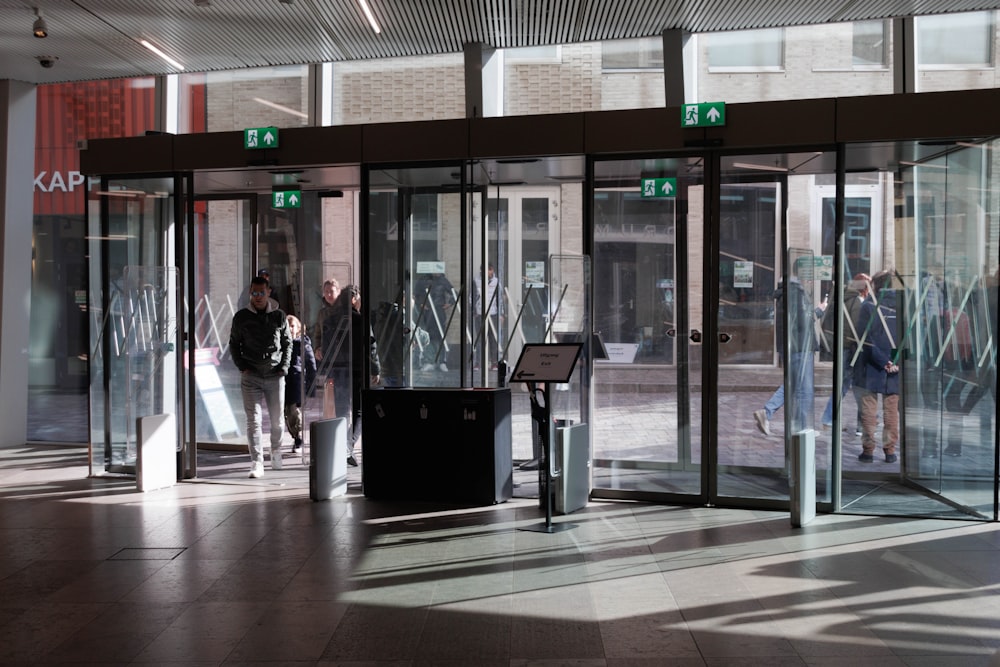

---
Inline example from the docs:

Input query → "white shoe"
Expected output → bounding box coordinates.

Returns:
[248,462,264,479]
[271,448,283,470]
[421,363,434,371]
[753,409,771,436]
[438,363,448,372]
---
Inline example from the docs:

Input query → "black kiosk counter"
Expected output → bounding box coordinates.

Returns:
[361,387,512,505]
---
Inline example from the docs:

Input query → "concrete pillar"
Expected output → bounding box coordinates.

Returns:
[893,17,916,94]
[0,80,36,447]
[464,42,499,118]
[662,29,692,107]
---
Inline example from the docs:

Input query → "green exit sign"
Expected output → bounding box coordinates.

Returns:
[244,126,279,149]
[272,190,301,208]
[641,177,677,198]
[682,102,725,127]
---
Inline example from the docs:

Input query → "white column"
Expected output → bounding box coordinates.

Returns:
[0,80,36,447]
[464,42,500,118]
[662,29,693,107]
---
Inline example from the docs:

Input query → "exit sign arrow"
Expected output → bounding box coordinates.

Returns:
[245,126,279,149]
[681,102,726,127]
[640,177,677,198]
[272,190,301,208]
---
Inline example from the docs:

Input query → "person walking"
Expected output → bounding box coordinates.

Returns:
[284,314,316,454]
[229,275,292,478]
[820,273,870,433]
[414,271,455,372]
[473,263,503,369]
[328,285,381,466]
[754,264,826,436]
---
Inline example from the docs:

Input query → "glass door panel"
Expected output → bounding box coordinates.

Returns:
[902,141,997,518]
[88,176,178,475]
[469,187,561,384]
[367,164,467,389]
[467,159,585,483]
[716,151,838,505]
[188,197,252,448]
[591,156,703,498]
[841,139,998,520]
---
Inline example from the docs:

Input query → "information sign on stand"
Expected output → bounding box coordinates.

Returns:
[509,343,582,384]
[508,343,583,534]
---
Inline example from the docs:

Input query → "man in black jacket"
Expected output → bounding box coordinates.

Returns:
[229,276,292,478]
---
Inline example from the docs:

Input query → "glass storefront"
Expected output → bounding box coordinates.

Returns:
[29,7,1000,521]
[839,138,999,518]
[88,175,180,475]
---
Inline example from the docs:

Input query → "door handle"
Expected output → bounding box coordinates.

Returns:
[719,332,733,344]
[689,329,702,343]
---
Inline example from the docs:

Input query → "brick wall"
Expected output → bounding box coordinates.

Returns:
[333,54,465,124]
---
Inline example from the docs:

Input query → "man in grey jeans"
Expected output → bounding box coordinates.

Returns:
[229,275,292,478]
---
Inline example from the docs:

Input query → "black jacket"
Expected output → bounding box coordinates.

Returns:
[229,302,292,376]
[285,334,317,405]
[324,305,381,383]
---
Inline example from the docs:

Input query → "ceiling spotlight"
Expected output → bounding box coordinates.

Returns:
[32,8,47,38]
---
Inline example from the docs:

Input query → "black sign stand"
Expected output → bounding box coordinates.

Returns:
[508,343,583,534]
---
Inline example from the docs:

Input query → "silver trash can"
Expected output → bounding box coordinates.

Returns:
[309,417,349,501]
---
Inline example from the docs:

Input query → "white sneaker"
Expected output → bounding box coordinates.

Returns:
[753,409,771,436]
[438,363,449,372]
[248,462,264,479]
[271,448,283,470]
[421,363,434,371]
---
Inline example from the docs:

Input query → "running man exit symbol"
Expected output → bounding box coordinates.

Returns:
[640,177,677,198]
[682,102,725,127]
[244,126,279,149]
[272,190,301,208]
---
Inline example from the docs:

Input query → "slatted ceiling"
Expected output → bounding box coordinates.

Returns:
[426,0,463,50]
[578,1,608,39]
[423,0,455,47]
[403,0,444,53]
[725,1,762,31]
[542,0,567,43]
[318,1,370,58]
[5,0,1000,83]
[590,1,622,40]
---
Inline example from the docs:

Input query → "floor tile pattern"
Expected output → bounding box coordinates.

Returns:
[0,445,998,665]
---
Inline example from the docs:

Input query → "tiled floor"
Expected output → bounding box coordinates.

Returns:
[0,444,999,666]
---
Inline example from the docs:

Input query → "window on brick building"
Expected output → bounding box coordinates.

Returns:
[853,20,889,68]
[707,27,784,71]
[602,37,664,70]
[505,45,561,63]
[917,11,994,67]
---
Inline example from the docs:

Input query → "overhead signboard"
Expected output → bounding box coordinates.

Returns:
[681,102,725,127]
[641,177,677,198]
[272,190,301,208]
[244,126,279,149]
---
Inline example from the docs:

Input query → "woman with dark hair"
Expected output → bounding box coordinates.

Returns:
[325,284,381,466]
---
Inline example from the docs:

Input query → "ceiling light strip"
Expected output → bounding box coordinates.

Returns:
[140,40,185,70]
[357,0,381,34]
